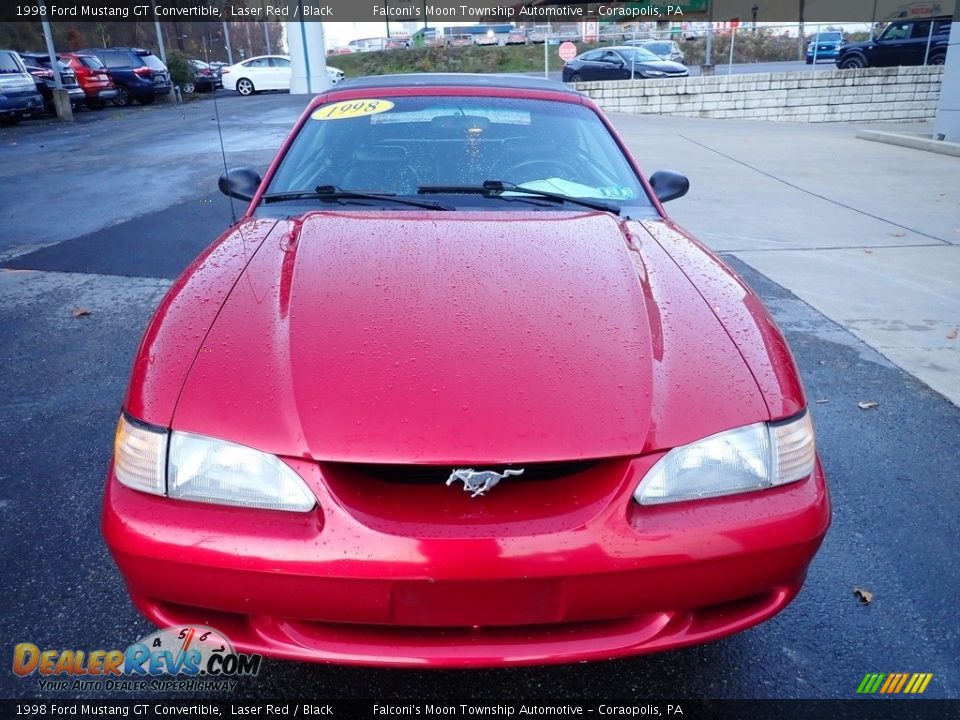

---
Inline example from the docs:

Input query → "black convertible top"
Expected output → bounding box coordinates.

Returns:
[331,73,580,96]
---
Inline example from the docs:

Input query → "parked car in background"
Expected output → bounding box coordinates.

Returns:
[505,28,527,44]
[419,30,445,47]
[628,40,685,64]
[327,46,356,56]
[326,65,345,84]
[184,60,222,93]
[348,37,385,53]
[446,34,473,47]
[563,46,689,82]
[527,25,550,43]
[60,52,117,109]
[104,73,829,668]
[598,28,626,43]
[79,47,171,106]
[805,31,845,63]
[0,49,42,124]
[19,52,85,113]
[221,55,291,96]
[836,16,951,68]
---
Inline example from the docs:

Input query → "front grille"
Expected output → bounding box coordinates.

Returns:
[341,460,597,485]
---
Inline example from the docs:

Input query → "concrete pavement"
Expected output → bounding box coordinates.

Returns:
[610,113,960,406]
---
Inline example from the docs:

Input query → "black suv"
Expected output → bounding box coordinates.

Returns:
[836,16,951,68]
[78,47,171,106]
[19,52,85,113]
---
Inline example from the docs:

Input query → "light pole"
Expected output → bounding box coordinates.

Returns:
[703,0,715,75]
[222,21,234,65]
[752,5,758,33]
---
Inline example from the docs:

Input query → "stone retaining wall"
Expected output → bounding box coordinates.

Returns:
[576,66,944,123]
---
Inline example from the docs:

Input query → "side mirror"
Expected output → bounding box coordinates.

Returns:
[649,170,690,203]
[218,167,262,201]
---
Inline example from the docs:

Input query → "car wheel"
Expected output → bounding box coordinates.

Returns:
[183,81,195,94]
[113,86,131,107]
[928,53,945,66]
[236,78,255,96]
[840,55,866,69]
[569,73,582,83]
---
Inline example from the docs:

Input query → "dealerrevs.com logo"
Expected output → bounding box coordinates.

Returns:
[13,626,261,692]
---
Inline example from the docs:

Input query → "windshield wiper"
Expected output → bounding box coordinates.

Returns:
[417,180,621,215]
[262,185,453,211]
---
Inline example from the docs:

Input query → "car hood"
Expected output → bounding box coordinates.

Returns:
[172,212,766,463]
[638,59,687,73]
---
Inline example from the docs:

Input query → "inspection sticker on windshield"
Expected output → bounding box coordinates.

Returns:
[312,99,395,121]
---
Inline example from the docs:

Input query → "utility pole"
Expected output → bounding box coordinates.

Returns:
[222,21,234,64]
[243,21,253,57]
[150,0,166,64]
[798,0,806,61]
[261,1,272,54]
[703,0,715,75]
[40,10,72,121]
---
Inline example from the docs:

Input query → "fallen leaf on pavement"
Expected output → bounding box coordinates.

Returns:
[863,248,873,254]
[858,401,879,410]
[71,307,91,317]
[888,231,906,237]
[853,588,873,604]
[947,328,959,340]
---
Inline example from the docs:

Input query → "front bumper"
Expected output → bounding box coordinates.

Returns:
[807,50,839,61]
[103,454,830,667]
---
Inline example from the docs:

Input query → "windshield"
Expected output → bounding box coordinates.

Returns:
[78,55,105,70]
[618,47,662,63]
[0,53,25,73]
[814,33,843,42]
[265,95,651,212]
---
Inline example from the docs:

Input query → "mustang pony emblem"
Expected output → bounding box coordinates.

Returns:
[446,468,524,497]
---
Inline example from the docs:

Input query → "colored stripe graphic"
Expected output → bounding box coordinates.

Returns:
[857,673,885,693]
[857,673,932,694]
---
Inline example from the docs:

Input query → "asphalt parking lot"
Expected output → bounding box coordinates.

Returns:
[1,91,958,701]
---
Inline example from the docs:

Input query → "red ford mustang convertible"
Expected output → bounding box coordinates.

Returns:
[103,74,830,667]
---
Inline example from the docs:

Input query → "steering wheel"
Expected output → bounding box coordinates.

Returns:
[504,159,581,182]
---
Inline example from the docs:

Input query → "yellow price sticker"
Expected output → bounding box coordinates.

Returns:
[311,99,395,121]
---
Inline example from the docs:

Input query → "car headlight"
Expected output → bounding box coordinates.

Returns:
[642,70,667,77]
[113,415,315,512]
[635,411,816,506]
